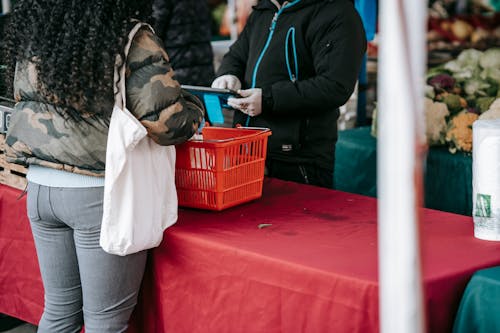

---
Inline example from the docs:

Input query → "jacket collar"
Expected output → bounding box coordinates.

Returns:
[253,0,313,11]
[254,0,352,11]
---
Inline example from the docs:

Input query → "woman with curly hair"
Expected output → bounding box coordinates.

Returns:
[3,1,204,332]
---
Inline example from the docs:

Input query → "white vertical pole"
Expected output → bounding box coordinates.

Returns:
[377,0,427,332]
[1,0,11,13]
[227,0,238,41]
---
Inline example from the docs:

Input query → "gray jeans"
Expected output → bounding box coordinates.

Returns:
[26,182,147,333]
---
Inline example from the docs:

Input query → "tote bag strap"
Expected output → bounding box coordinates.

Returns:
[114,21,155,109]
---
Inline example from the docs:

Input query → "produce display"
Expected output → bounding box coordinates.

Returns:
[425,47,499,153]
[371,47,500,154]
[367,11,500,63]
[427,13,500,53]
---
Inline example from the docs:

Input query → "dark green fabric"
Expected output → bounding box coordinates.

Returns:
[334,126,473,216]
[425,146,473,216]
[335,127,377,197]
[453,266,500,333]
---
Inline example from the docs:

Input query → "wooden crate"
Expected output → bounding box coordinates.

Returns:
[0,134,28,190]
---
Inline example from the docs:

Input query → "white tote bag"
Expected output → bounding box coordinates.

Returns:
[100,22,178,256]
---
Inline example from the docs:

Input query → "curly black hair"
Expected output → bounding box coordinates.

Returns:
[4,0,153,121]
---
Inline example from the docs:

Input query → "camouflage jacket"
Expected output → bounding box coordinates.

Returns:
[5,27,204,176]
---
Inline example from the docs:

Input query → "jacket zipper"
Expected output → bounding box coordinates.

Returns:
[246,0,302,126]
[250,0,301,88]
[285,26,298,83]
[250,11,280,89]
[299,165,309,184]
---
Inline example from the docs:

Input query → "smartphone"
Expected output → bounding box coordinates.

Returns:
[181,85,242,99]
[181,85,240,126]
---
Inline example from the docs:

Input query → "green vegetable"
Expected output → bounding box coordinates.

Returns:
[456,49,483,67]
[463,78,492,97]
[443,60,462,74]
[426,65,451,81]
[425,85,435,99]
[481,67,500,84]
[479,48,500,70]
[479,99,500,120]
[465,95,477,107]
[453,66,480,81]
[485,80,499,97]
[443,94,463,114]
[443,49,484,82]
[476,97,496,113]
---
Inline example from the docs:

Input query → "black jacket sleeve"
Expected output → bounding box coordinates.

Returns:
[268,1,367,116]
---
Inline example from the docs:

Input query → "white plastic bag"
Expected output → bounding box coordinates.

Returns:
[100,22,178,256]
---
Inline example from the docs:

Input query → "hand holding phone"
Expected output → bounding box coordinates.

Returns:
[181,85,242,125]
[227,88,262,118]
[211,74,242,91]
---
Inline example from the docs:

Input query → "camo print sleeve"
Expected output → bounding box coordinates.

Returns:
[126,28,204,146]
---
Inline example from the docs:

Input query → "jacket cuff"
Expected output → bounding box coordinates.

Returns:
[261,86,274,115]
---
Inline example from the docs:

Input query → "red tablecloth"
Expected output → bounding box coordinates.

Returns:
[1,179,500,333]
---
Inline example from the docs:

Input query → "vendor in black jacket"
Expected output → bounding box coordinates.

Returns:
[212,0,366,188]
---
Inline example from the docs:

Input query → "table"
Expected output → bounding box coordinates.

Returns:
[1,180,499,333]
[453,266,500,333]
[335,126,473,216]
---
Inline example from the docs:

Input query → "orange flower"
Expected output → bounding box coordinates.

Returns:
[445,111,479,153]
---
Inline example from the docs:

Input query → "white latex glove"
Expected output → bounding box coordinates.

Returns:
[227,88,262,117]
[211,74,242,91]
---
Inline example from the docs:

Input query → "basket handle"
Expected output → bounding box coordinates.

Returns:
[235,125,271,132]
[188,127,271,144]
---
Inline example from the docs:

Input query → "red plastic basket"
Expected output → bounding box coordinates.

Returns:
[175,126,272,211]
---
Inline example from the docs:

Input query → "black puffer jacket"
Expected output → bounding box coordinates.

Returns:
[217,0,366,170]
[152,0,215,86]
[0,14,11,97]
